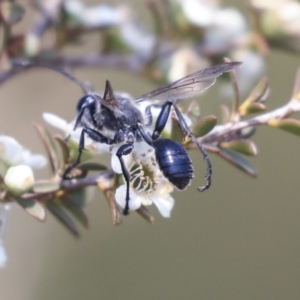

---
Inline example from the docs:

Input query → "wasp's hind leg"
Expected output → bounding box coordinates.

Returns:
[171,103,212,192]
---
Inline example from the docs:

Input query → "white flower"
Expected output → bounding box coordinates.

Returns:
[64,1,155,56]
[220,50,265,97]
[119,23,155,57]
[203,8,248,51]
[43,112,79,139]
[251,0,300,38]
[0,135,46,169]
[24,33,40,56]
[63,0,84,19]
[115,181,174,217]
[110,144,133,174]
[82,5,123,28]
[176,0,248,55]
[4,165,35,196]
[167,48,210,84]
[43,112,110,154]
[64,1,123,27]
[179,0,219,27]
[114,142,175,217]
[118,9,155,57]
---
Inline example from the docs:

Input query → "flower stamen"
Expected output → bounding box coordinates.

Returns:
[129,163,156,194]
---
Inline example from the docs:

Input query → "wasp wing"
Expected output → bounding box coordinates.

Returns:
[97,80,124,117]
[135,62,242,103]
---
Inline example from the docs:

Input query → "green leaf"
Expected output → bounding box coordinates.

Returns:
[268,118,300,136]
[218,148,257,177]
[240,102,266,116]
[68,139,94,162]
[220,140,258,156]
[46,201,79,237]
[44,127,60,166]
[33,180,60,193]
[68,188,87,208]
[15,197,46,221]
[246,76,269,103]
[0,3,25,25]
[193,115,217,137]
[32,123,58,175]
[54,135,70,165]
[102,28,131,54]
[62,200,88,228]
[239,77,269,116]
[239,127,256,139]
[170,117,184,143]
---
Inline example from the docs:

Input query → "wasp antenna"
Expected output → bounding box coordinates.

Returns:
[12,59,90,94]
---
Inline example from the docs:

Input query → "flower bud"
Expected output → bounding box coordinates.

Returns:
[4,165,34,196]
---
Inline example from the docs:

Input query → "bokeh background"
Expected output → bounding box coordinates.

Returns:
[1,1,300,299]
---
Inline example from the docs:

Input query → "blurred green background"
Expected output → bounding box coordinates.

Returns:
[1,1,300,299]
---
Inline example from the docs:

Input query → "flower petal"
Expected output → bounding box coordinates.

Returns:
[110,146,133,174]
[181,0,216,27]
[152,194,174,218]
[0,135,47,168]
[133,142,155,165]
[43,113,68,131]
[115,185,141,211]
[0,135,23,164]
[21,151,47,169]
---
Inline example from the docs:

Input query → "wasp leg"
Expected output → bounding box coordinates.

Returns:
[63,127,114,179]
[151,100,212,192]
[116,143,134,215]
[151,102,172,140]
[171,102,212,192]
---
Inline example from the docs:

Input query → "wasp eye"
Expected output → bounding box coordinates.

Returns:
[76,95,95,112]
[77,96,88,112]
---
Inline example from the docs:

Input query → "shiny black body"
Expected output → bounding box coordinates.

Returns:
[64,62,242,215]
[153,139,194,189]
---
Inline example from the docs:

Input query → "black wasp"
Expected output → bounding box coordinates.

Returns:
[64,62,242,215]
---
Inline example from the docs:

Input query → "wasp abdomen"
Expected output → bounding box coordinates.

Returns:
[154,139,194,190]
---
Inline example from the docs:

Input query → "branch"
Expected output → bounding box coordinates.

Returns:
[60,169,115,191]
[201,98,300,144]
